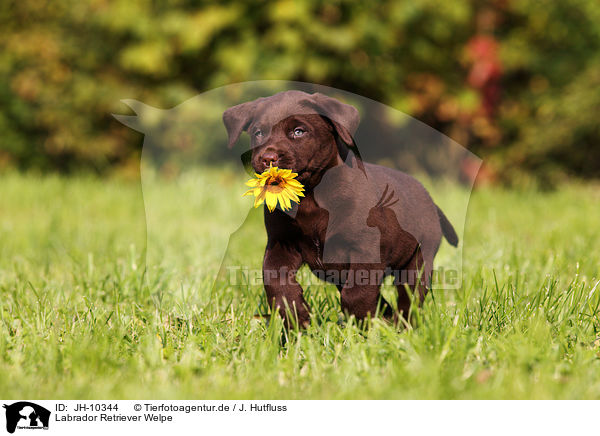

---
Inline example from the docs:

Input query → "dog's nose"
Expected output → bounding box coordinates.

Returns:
[261,151,279,168]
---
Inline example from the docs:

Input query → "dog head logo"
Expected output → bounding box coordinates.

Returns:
[3,402,50,433]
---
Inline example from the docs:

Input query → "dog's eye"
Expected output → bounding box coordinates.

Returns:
[292,127,306,138]
[254,130,263,138]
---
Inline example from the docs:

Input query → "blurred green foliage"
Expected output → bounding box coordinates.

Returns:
[0,0,599,184]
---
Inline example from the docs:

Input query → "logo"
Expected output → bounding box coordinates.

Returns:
[2,402,50,434]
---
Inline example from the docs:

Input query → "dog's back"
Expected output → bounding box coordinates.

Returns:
[362,162,457,271]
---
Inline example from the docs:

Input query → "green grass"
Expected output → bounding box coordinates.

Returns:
[1,169,599,399]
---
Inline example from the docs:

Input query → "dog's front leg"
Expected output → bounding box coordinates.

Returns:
[339,264,383,321]
[263,242,310,328]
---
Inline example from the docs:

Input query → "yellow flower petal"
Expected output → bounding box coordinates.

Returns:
[280,191,292,210]
[265,192,278,212]
[285,179,303,189]
[287,191,300,203]
[254,188,267,207]
[243,166,305,212]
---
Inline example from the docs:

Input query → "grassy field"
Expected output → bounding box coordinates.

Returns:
[1,168,599,399]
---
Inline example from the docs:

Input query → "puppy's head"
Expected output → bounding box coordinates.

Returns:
[223,91,361,187]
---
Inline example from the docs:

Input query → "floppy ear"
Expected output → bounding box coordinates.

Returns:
[327,118,365,173]
[308,92,360,136]
[301,93,364,171]
[222,101,256,149]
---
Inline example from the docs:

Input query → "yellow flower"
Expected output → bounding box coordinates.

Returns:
[243,165,305,212]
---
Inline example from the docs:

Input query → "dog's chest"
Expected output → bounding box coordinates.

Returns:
[294,197,329,268]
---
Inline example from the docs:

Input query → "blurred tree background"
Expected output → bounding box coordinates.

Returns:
[1,0,599,186]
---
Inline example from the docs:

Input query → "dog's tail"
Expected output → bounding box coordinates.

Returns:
[436,205,459,247]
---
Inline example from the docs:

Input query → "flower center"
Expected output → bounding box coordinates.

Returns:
[268,175,283,186]
[267,176,284,193]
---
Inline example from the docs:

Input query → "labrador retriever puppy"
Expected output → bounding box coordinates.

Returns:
[223,90,458,327]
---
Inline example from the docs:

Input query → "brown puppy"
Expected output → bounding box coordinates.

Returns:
[223,91,458,327]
